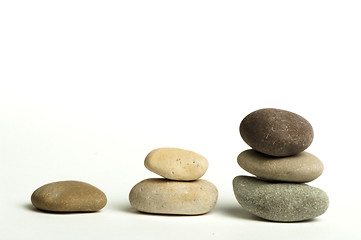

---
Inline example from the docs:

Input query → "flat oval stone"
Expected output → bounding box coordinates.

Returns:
[129,178,218,215]
[233,176,329,222]
[237,150,324,183]
[31,181,107,212]
[240,108,314,157]
[144,148,208,181]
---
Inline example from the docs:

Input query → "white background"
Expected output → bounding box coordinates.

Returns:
[1,1,360,239]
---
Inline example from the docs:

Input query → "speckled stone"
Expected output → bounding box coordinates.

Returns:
[233,176,329,222]
[129,178,218,215]
[31,181,107,212]
[237,150,324,183]
[144,148,208,181]
[240,108,314,157]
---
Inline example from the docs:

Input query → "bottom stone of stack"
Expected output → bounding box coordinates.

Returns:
[129,178,218,215]
[232,176,329,222]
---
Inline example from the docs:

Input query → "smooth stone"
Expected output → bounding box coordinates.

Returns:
[129,178,218,215]
[144,148,208,181]
[233,176,329,222]
[31,181,107,212]
[237,150,324,183]
[240,108,314,157]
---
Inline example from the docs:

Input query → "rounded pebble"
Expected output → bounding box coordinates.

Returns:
[237,150,324,183]
[129,178,218,215]
[144,148,208,181]
[31,181,107,212]
[233,176,329,222]
[240,108,314,157]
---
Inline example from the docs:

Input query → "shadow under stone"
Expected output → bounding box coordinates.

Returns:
[217,205,320,223]
[217,205,264,221]
[22,203,101,215]
[119,203,206,217]
[119,203,140,214]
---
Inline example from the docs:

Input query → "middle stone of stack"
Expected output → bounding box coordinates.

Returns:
[129,148,218,215]
[237,149,324,183]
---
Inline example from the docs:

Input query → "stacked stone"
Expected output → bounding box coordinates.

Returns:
[233,108,329,222]
[129,148,218,215]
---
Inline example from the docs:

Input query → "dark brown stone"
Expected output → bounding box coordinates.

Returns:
[240,108,313,157]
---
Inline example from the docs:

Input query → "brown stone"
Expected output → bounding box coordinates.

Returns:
[237,149,324,183]
[240,108,314,156]
[31,181,107,212]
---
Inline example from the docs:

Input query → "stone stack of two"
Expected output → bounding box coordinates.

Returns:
[233,108,329,222]
[129,148,218,215]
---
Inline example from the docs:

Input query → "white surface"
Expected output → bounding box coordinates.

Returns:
[1,1,360,239]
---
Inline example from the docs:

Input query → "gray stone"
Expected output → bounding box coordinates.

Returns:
[233,176,329,222]
[240,108,314,157]
[144,148,208,181]
[237,150,324,183]
[31,181,107,212]
[129,178,218,215]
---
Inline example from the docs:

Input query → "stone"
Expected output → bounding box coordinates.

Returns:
[237,150,324,183]
[129,178,218,215]
[31,181,107,212]
[240,108,314,157]
[144,148,208,181]
[233,176,329,222]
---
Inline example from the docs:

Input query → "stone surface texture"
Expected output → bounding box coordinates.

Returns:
[240,108,314,157]
[233,176,329,222]
[144,148,208,181]
[237,150,324,183]
[129,178,218,215]
[31,181,107,212]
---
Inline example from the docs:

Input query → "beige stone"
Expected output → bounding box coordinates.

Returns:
[237,150,323,183]
[129,178,218,215]
[31,181,107,212]
[144,148,208,181]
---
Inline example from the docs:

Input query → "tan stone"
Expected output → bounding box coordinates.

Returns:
[237,150,323,183]
[31,181,107,212]
[129,178,218,215]
[144,148,208,181]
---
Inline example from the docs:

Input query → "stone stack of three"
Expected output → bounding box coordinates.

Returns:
[129,148,218,215]
[233,108,329,222]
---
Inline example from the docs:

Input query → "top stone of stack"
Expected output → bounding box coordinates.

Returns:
[240,108,313,157]
[144,148,209,181]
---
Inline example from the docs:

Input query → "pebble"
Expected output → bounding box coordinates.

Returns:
[129,178,218,215]
[144,148,208,181]
[233,176,329,222]
[31,181,107,212]
[240,108,314,157]
[237,150,324,183]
